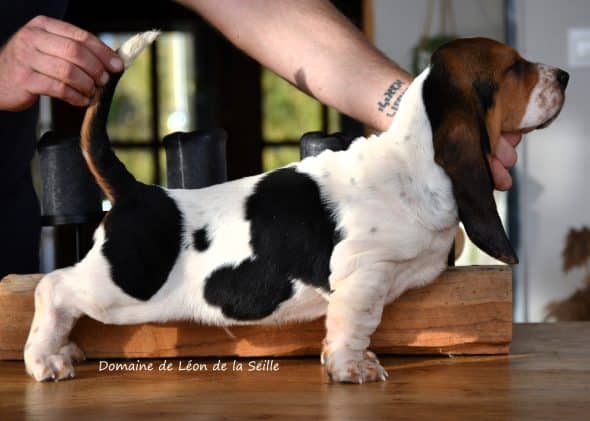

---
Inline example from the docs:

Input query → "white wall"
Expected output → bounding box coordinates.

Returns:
[373,0,505,72]
[514,0,590,321]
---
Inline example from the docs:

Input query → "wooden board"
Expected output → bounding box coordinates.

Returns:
[0,266,511,359]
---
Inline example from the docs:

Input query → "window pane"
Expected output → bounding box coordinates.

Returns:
[100,33,153,142]
[262,69,322,142]
[262,146,300,171]
[159,148,168,188]
[113,149,155,185]
[157,32,197,139]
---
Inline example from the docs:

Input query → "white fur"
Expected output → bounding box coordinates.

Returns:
[520,64,564,130]
[118,30,160,68]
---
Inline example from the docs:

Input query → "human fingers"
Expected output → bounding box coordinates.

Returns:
[26,71,90,107]
[29,15,123,73]
[29,26,109,87]
[29,48,97,99]
[489,155,513,191]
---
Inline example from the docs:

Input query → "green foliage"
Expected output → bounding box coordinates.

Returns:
[107,44,152,141]
[262,146,300,171]
[114,149,154,185]
[262,69,322,142]
[412,35,456,75]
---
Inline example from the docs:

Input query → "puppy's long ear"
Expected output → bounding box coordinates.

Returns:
[423,65,518,265]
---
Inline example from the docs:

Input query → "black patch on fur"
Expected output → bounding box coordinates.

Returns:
[193,226,210,252]
[472,78,498,112]
[477,117,492,156]
[507,58,527,77]
[102,184,183,300]
[204,168,339,320]
[423,62,494,159]
[422,62,452,132]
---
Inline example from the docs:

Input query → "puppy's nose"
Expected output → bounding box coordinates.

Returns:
[556,69,569,90]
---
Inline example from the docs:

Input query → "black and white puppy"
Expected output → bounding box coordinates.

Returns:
[25,32,568,383]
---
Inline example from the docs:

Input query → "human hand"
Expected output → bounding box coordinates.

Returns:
[489,132,522,191]
[0,15,123,111]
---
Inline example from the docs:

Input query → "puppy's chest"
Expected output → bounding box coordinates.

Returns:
[333,171,456,240]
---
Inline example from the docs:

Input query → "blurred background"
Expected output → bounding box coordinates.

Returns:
[33,0,590,323]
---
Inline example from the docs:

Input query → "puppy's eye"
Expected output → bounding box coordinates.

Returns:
[507,59,526,76]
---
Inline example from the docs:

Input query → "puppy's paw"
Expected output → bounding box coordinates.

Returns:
[59,342,86,363]
[323,348,388,384]
[25,342,85,382]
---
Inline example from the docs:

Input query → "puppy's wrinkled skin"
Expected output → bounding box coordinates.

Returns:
[25,35,567,383]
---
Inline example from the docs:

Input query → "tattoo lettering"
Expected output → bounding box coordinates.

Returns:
[377,79,406,117]
[387,92,405,117]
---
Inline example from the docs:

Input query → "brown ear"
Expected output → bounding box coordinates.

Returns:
[422,51,518,264]
[421,41,520,264]
[433,112,518,264]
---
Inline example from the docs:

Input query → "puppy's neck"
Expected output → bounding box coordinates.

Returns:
[380,67,432,154]
[370,67,442,181]
[376,67,458,229]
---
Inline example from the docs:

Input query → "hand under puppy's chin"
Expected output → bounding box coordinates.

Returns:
[489,156,513,191]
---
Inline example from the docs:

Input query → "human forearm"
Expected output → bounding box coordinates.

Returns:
[176,0,411,131]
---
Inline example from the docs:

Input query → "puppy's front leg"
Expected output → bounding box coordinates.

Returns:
[24,268,85,381]
[322,260,390,383]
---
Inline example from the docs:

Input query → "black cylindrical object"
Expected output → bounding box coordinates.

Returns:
[163,129,228,189]
[37,131,103,225]
[300,131,347,159]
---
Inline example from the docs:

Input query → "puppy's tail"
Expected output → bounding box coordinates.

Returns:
[81,30,160,203]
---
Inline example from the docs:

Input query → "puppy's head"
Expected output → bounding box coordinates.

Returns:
[423,37,568,264]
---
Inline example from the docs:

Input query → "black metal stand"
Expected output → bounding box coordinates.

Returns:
[299,131,349,159]
[163,129,228,189]
[38,131,104,264]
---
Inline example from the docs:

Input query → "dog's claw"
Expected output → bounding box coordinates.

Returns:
[25,342,82,382]
[324,349,388,384]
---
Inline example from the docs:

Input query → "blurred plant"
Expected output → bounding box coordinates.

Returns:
[545,226,590,321]
[411,0,457,75]
[261,69,321,142]
[412,34,456,75]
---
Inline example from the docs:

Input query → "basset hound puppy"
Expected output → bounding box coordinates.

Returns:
[24,32,568,383]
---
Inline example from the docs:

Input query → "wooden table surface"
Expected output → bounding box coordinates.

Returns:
[1,323,589,420]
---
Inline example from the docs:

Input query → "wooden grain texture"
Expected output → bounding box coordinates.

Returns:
[0,323,588,421]
[0,266,511,359]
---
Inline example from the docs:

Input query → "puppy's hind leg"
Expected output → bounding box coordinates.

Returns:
[322,248,392,383]
[24,267,86,382]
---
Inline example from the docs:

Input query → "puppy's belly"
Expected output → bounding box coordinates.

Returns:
[189,277,328,327]
[158,250,329,327]
[254,280,329,325]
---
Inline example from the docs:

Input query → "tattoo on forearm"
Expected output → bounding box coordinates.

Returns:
[377,79,406,117]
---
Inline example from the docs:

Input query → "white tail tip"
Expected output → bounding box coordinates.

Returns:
[118,30,161,68]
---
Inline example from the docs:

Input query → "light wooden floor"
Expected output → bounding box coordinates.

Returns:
[1,323,589,420]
